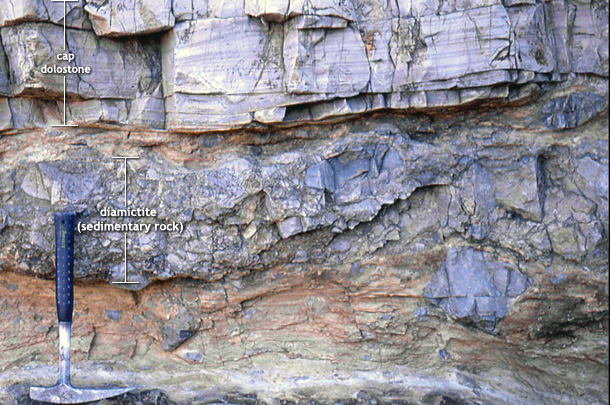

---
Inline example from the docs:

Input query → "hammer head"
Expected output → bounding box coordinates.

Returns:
[30,382,135,404]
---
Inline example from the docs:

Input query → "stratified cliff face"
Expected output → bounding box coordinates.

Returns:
[0,0,608,404]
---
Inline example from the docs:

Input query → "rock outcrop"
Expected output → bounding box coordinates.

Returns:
[0,0,608,404]
[1,0,608,132]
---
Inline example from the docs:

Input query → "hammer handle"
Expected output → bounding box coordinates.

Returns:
[54,212,76,323]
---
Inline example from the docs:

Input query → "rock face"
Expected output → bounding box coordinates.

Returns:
[0,0,607,132]
[85,0,175,36]
[424,248,531,331]
[0,0,608,404]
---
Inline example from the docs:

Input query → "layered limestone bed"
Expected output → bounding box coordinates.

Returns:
[0,0,608,404]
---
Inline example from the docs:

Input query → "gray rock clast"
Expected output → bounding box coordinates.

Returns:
[0,0,607,132]
[424,247,530,331]
[542,92,608,130]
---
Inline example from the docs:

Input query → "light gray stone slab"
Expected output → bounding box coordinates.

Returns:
[507,4,557,73]
[173,0,208,21]
[245,0,289,22]
[70,98,129,126]
[0,0,90,28]
[165,93,254,131]
[84,0,175,36]
[128,85,166,129]
[289,0,356,20]
[309,94,385,120]
[6,94,165,130]
[253,106,287,123]
[392,0,501,17]
[7,97,60,129]
[292,15,349,29]
[208,0,245,18]
[162,18,285,97]
[0,97,11,132]
[284,21,370,95]
[0,38,10,96]
[391,6,514,92]
[352,0,395,20]
[502,0,536,6]
[246,0,356,22]
[546,0,571,75]
[360,19,394,93]
[1,23,160,100]
[164,92,326,131]
[569,0,609,76]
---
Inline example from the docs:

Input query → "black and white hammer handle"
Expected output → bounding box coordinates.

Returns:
[54,212,76,324]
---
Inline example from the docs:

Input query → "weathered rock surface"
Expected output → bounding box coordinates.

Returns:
[542,92,608,130]
[0,0,608,403]
[1,23,159,99]
[1,91,608,402]
[84,0,175,36]
[0,0,607,132]
[246,0,356,23]
[424,247,530,331]
[0,0,90,29]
